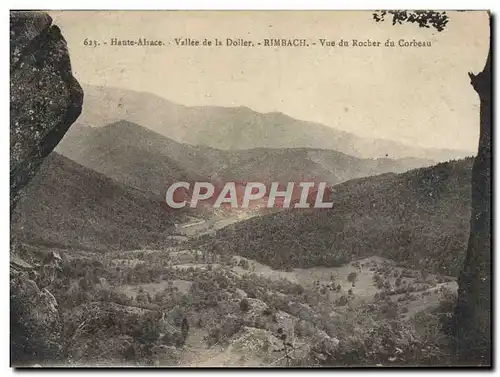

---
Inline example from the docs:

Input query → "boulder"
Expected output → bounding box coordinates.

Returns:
[10,277,62,365]
[10,11,83,365]
[10,255,34,275]
[310,329,339,355]
[41,288,58,311]
[98,277,110,290]
[63,302,189,365]
[235,288,248,298]
[227,327,283,366]
[10,11,83,210]
[241,298,268,325]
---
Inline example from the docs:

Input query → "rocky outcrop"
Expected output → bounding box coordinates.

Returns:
[10,11,83,210]
[62,302,189,365]
[10,10,83,366]
[10,275,62,365]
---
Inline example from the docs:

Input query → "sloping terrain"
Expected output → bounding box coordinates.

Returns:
[56,121,436,196]
[199,158,473,276]
[56,121,214,196]
[10,154,464,367]
[220,147,435,184]
[11,152,177,252]
[74,85,471,161]
[34,246,456,367]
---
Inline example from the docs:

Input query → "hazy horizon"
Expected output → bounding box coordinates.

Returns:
[80,81,476,154]
[50,10,489,152]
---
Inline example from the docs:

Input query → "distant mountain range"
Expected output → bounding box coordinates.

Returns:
[16,85,474,258]
[74,85,474,162]
[56,120,437,197]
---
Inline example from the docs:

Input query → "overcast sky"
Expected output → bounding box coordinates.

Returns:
[50,10,489,152]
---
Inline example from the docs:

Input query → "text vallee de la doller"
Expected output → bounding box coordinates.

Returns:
[108,37,433,48]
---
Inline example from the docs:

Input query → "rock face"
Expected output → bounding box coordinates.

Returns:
[10,11,83,210]
[10,275,63,365]
[63,302,189,365]
[10,10,83,365]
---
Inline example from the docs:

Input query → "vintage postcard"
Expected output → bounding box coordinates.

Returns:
[10,10,491,367]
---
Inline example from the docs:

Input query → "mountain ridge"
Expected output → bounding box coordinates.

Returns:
[74,84,474,162]
[56,120,439,198]
[197,157,473,277]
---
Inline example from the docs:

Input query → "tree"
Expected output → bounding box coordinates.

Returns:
[239,298,250,312]
[420,269,429,281]
[347,272,357,286]
[373,10,449,31]
[373,10,491,365]
[395,277,402,287]
[136,290,149,305]
[454,36,491,365]
[181,318,189,342]
[274,328,294,366]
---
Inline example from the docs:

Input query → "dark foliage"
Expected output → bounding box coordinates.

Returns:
[201,159,472,276]
[373,10,449,32]
[11,153,175,251]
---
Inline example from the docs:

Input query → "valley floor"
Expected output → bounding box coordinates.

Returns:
[11,231,458,367]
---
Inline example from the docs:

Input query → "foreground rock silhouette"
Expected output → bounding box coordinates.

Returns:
[454,33,492,366]
[10,11,83,211]
[10,10,83,365]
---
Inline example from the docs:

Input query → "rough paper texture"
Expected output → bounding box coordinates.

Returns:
[10,10,491,367]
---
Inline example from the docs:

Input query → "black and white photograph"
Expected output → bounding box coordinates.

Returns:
[9,9,492,367]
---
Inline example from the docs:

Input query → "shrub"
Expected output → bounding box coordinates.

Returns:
[206,317,244,347]
[320,300,453,366]
[347,272,358,285]
[337,295,349,306]
[239,298,250,312]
